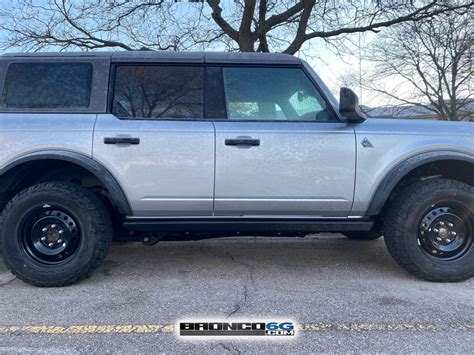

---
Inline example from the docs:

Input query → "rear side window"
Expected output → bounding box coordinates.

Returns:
[223,67,335,121]
[2,62,92,108]
[112,65,204,119]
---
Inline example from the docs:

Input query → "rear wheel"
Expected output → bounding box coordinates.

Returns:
[384,178,473,282]
[343,231,382,240]
[0,182,112,287]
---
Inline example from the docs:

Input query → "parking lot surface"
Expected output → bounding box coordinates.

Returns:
[0,234,473,353]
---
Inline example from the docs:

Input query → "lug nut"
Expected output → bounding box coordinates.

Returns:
[62,243,67,247]
[451,231,457,236]
[57,239,63,244]
[42,227,48,232]
[48,243,54,247]
[448,223,454,228]
[41,237,46,241]
[439,221,445,226]
[51,224,56,228]
[436,237,442,241]
[446,239,451,243]
[59,230,64,234]
[433,228,439,233]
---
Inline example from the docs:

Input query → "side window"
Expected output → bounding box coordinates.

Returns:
[223,67,335,121]
[2,62,92,108]
[112,65,204,119]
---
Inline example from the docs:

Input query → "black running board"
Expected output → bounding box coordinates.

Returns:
[123,218,373,235]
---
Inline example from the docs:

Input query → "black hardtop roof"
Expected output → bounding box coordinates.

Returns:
[1,51,300,64]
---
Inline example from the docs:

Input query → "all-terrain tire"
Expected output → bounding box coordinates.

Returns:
[343,231,382,240]
[0,182,113,287]
[384,178,473,282]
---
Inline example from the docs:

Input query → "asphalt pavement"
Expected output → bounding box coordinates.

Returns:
[0,234,473,353]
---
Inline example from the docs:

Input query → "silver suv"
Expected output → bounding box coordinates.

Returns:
[0,52,472,286]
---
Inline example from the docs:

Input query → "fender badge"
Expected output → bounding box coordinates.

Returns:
[361,137,374,148]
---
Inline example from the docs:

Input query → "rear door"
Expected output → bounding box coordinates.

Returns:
[213,66,355,217]
[93,64,215,217]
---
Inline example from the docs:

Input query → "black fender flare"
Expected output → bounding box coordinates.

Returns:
[0,150,132,216]
[366,150,474,216]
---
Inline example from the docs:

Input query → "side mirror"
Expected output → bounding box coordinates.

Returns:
[339,87,366,123]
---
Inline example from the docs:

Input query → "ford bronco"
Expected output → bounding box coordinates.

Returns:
[0,51,472,286]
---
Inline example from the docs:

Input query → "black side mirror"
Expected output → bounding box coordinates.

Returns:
[339,87,366,123]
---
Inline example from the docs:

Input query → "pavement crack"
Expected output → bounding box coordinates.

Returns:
[225,251,255,317]
[219,343,241,354]
[0,274,16,287]
[228,284,249,317]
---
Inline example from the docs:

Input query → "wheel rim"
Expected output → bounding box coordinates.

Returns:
[20,206,81,265]
[418,204,472,260]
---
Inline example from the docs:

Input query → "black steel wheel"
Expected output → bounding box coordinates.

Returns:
[418,205,472,260]
[384,178,473,282]
[0,182,112,287]
[20,208,81,265]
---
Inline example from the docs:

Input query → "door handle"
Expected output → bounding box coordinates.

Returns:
[225,138,260,146]
[104,137,140,145]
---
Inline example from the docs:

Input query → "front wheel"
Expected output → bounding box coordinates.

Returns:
[0,182,113,287]
[384,178,473,282]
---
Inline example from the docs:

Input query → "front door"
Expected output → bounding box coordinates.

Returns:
[93,64,215,217]
[213,67,355,217]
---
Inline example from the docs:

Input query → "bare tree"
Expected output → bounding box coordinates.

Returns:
[357,10,472,121]
[0,0,472,54]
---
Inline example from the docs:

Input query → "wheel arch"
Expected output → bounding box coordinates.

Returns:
[366,150,474,217]
[0,150,132,216]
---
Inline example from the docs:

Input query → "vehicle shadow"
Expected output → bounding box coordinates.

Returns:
[0,234,409,288]
[98,234,406,282]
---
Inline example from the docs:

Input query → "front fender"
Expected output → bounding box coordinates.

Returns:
[364,150,473,216]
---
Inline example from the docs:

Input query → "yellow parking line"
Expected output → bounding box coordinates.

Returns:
[301,323,474,331]
[0,323,472,335]
[0,324,174,334]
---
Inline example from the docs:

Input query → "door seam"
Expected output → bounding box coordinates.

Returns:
[211,120,217,216]
[91,113,99,158]
[348,126,357,215]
